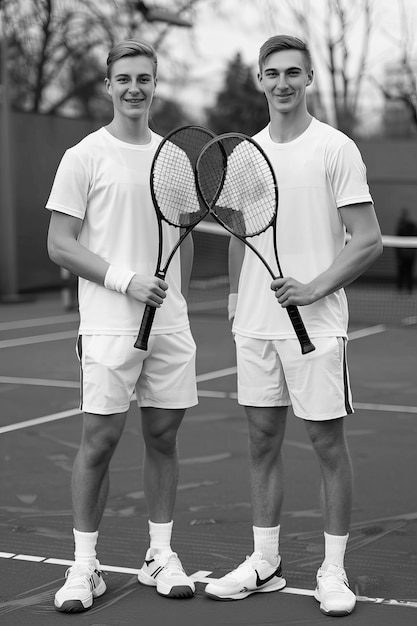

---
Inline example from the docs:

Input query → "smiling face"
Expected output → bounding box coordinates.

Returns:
[258,49,313,117]
[105,55,157,121]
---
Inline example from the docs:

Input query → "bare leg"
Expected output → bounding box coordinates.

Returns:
[141,407,185,522]
[305,417,353,535]
[72,411,127,531]
[245,406,287,527]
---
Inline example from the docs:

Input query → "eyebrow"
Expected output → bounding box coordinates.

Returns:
[263,65,303,72]
[113,72,153,79]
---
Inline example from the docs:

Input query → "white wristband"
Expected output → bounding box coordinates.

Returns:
[228,293,238,321]
[104,265,135,294]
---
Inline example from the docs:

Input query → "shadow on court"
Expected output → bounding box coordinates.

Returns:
[0,293,416,625]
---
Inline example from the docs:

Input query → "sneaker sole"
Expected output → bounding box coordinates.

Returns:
[55,598,92,613]
[159,585,195,599]
[205,577,286,601]
[54,579,106,613]
[138,570,195,598]
[318,605,355,617]
[314,589,356,616]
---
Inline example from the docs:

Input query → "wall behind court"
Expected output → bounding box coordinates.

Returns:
[2,112,417,291]
[4,112,100,292]
[359,140,417,234]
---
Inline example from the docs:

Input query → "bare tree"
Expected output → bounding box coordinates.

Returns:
[249,0,374,135]
[370,0,417,132]
[321,0,372,134]
[1,0,213,118]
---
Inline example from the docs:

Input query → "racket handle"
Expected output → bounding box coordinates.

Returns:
[286,305,316,355]
[134,304,157,350]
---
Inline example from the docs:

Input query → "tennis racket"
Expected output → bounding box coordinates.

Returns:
[135,125,216,350]
[195,132,315,355]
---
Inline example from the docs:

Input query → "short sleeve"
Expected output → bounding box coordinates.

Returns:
[327,140,373,208]
[45,148,90,219]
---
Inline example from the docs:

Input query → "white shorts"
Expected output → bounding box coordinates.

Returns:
[235,335,353,421]
[76,331,198,415]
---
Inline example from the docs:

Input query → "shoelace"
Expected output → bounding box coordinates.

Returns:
[228,553,263,577]
[319,570,348,592]
[163,553,185,576]
[65,562,102,580]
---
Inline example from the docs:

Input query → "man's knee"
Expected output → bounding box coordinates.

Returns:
[142,409,183,455]
[307,419,348,462]
[248,417,286,460]
[80,413,125,465]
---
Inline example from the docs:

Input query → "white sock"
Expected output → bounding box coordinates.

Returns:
[73,528,98,566]
[253,525,280,566]
[149,520,173,553]
[322,532,349,569]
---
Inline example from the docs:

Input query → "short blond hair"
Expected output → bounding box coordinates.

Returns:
[258,35,312,73]
[106,39,158,78]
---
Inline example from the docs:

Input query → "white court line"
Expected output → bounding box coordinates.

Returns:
[0,552,415,609]
[0,330,76,349]
[348,324,386,340]
[0,376,78,388]
[196,367,237,382]
[0,313,78,332]
[354,402,417,414]
[0,408,82,434]
[198,390,238,399]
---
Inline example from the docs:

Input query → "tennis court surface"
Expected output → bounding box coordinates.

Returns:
[0,289,416,625]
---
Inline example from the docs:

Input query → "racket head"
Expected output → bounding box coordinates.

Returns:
[197,133,278,238]
[195,138,228,210]
[150,125,216,229]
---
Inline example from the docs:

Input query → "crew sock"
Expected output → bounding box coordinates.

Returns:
[253,524,281,567]
[73,528,99,567]
[149,520,173,553]
[322,532,349,570]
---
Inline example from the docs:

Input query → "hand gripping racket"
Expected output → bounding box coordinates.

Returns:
[195,132,315,355]
[135,125,216,350]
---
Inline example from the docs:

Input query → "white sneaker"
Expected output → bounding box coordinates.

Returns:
[138,549,195,598]
[314,564,356,616]
[205,552,286,601]
[54,560,106,612]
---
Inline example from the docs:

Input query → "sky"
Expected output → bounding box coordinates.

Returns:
[157,0,417,129]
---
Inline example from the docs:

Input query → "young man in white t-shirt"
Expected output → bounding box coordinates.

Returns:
[205,35,382,617]
[46,40,197,612]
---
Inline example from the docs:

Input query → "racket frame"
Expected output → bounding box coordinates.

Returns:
[195,132,315,355]
[135,124,216,350]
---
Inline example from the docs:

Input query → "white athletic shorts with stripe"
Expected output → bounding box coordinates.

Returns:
[235,335,353,421]
[76,331,198,415]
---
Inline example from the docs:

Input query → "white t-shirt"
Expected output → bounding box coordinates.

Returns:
[46,127,189,335]
[232,118,373,340]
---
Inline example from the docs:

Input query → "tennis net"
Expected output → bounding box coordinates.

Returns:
[189,222,417,327]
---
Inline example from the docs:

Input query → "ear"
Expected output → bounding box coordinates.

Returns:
[104,77,112,95]
[306,69,314,86]
[257,72,264,90]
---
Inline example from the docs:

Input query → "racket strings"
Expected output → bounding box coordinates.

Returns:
[195,143,226,207]
[208,139,276,236]
[152,131,209,227]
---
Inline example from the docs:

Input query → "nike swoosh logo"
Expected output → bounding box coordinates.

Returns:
[255,563,282,587]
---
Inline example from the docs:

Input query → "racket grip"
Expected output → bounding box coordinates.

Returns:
[134,304,157,350]
[286,305,315,355]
